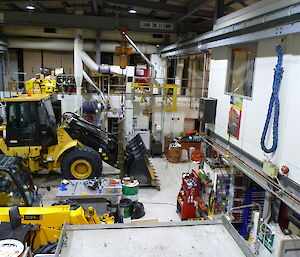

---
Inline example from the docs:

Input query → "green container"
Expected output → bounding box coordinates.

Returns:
[122,180,139,196]
[122,185,138,195]
[120,198,132,218]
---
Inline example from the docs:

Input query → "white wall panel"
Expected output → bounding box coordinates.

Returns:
[208,35,300,184]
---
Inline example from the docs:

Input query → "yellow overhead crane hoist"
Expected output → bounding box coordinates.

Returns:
[115,27,132,69]
[0,93,156,186]
[0,205,114,250]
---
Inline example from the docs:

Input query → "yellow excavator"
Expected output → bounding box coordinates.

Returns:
[0,154,115,253]
[0,93,156,186]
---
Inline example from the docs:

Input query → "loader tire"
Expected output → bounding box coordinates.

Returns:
[61,146,102,179]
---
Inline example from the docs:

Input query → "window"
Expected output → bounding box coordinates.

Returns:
[14,165,35,206]
[0,165,34,207]
[167,58,177,84]
[8,102,32,128]
[8,104,17,128]
[226,44,257,98]
[181,58,190,95]
[43,99,56,125]
[101,53,113,65]
[19,103,30,127]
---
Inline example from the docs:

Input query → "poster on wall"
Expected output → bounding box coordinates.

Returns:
[227,97,243,140]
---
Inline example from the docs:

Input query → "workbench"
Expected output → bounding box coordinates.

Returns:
[164,138,201,160]
[55,217,254,257]
[56,179,122,214]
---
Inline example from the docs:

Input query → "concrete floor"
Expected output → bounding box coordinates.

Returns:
[34,157,198,222]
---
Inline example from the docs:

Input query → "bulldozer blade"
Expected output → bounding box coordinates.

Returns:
[125,134,159,188]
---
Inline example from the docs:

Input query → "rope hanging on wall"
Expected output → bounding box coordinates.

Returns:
[260,45,284,153]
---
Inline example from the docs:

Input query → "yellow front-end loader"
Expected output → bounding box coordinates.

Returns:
[0,93,156,186]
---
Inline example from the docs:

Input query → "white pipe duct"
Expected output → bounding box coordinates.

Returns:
[82,70,106,101]
[7,38,157,54]
[80,46,120,74]
[74,35,124,101]
[80,50,100,72]
[74,35,83,109]
[123,32,154,69]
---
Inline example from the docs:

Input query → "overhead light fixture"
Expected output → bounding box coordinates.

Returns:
[128,8,137,14]
[26,4,35,10]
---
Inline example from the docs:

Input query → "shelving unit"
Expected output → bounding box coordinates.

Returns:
[177,170,207,220]
[203,158,266,239]
[90,72,127,94]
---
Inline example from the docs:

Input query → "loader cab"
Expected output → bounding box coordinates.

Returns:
[0,155,35,207]
[4,95,57,148]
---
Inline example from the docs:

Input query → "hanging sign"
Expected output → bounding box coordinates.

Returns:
[227,97,243,140]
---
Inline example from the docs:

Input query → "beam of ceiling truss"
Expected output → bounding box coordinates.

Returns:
[100,0,186,14]
[0,10,178,33]
[0,0,188,14]
[177,0,212,21]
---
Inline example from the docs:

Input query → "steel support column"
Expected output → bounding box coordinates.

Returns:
[95,30,101,66]
[213,0,224,24]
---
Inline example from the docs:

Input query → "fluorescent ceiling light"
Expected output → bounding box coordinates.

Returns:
[26,4,35,10]
[128,9,137,14]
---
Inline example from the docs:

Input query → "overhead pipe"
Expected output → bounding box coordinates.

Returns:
[74,35,128,102]
[123,32,154,69]
[80,50,110,74]
[123,31,155,84]
[7,38,157,54]
[74,35,107,101]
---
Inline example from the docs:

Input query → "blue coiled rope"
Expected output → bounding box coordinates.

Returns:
[260,45,284,153]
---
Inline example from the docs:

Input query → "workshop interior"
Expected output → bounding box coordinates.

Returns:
[0,0,299,256]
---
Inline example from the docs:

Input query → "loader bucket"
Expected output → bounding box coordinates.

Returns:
[124,134,158,188]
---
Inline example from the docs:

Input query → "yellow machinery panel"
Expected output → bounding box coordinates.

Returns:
[0,140,42,158]
[46,128,81,171]
[0,93,50,102]
[0,205,109,228]
[0,205,115,249]
[33,227,61,250]
[0,205,105,250]
[26,79,57,95]
[0,139,42,172]
[131,83,178,111]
